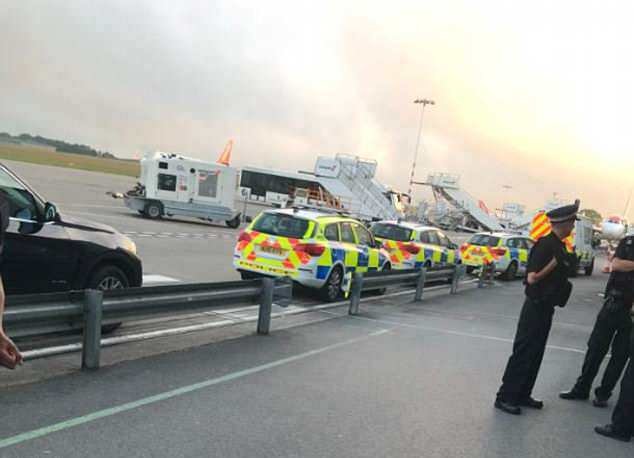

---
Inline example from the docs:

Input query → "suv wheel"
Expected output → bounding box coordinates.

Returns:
[320,266,343,302]
[87,266,130,291]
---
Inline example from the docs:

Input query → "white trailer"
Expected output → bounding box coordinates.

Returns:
[124,152,241,228]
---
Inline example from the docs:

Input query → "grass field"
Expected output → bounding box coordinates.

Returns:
[0,142,140,177]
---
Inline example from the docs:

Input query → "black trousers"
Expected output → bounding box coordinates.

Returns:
[497,296,555,404]
[573,296,632,399]
[611,333,634,436]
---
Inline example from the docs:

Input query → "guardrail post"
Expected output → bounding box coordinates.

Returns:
[82,289,103,371]
[257,278,275,335]
[348,272,363,315]
[414,267,426,302]
[450,265,461,294]
[478,264,487,288]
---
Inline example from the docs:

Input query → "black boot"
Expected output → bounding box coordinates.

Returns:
[594,424,631,442]
[559,389,589,400]
[494,399,521,415]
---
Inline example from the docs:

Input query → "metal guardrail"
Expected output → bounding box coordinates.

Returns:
[348,265,466,315]
[5,278,292,370]
[5,265,468,371]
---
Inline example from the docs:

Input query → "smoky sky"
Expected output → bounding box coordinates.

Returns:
[1,1,632,218]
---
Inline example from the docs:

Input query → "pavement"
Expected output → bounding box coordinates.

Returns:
[1,271,632,457]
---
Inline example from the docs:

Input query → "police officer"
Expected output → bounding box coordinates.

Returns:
[495,200,579,415]
[595,330,634,442]
[560,233,634,407]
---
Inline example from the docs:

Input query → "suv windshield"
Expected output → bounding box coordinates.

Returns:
[468,234,501,247]
[252,213,310,238]
[371,223,412,242]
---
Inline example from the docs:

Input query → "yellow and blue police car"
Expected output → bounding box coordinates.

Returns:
[460,232,533,280]
[233,208,391,301]
[369,221,461,270]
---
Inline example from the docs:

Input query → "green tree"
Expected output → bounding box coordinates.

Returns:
[579,208,602,226]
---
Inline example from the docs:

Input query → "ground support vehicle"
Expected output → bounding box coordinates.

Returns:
[125,152,241,228]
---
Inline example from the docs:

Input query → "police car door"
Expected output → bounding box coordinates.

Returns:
[339,222,359,273]
[436,231,452,266]
[351,222,374,273]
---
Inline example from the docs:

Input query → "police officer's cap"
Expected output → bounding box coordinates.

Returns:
[546,199,580,223]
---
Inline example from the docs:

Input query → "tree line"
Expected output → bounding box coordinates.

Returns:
[0,132,117,159]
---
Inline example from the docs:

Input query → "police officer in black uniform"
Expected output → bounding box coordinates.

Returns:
[560,234,634,407]
[595,329,634,442]
[495,200,579,415]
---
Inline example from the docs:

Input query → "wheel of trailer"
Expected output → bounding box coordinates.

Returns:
[320,266,343,302]
[377,263,391,295]
[86,265,130,291]
[503,261,518,281]
[144,201,163,219]
[584,258,594,276]
[226,216,241,229]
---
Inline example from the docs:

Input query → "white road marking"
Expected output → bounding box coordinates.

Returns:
[0,329,390,449]
[143,274,181,285]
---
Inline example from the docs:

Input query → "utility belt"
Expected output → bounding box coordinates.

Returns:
[604,289,633,312]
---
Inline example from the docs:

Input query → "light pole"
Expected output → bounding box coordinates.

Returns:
[408,98,435,198]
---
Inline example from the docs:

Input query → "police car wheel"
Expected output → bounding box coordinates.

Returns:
[503,261,518,281]
[376,263,391,295]
[321,266,343,302]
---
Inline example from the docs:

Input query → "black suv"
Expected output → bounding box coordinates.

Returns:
[0,163,142,295]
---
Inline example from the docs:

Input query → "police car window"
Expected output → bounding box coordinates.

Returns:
[469,234,501,246]
[0,168,39,220]
[252,213,309,238]
[436,231,449,247]
[506,238,518,248]
[340,222,356,243]
[427,231,440,245]
[419,231,430,244]
[324,224,339,241]
[371,223,411,242]
[157,173,177,192]
[354,224,373,246]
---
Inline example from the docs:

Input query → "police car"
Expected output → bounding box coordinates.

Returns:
[370,221,460,270]
[233,208,390,301]
[460,232,534,280]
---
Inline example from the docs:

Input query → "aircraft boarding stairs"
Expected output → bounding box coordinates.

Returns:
[425,173,504,232]
[335,155,399,221]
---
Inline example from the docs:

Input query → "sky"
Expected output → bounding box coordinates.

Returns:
[1,0,633,219]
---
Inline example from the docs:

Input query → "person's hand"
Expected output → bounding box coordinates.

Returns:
[0,331,22,369]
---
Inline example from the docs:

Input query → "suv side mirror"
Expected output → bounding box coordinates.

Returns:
[44,202,59,222]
